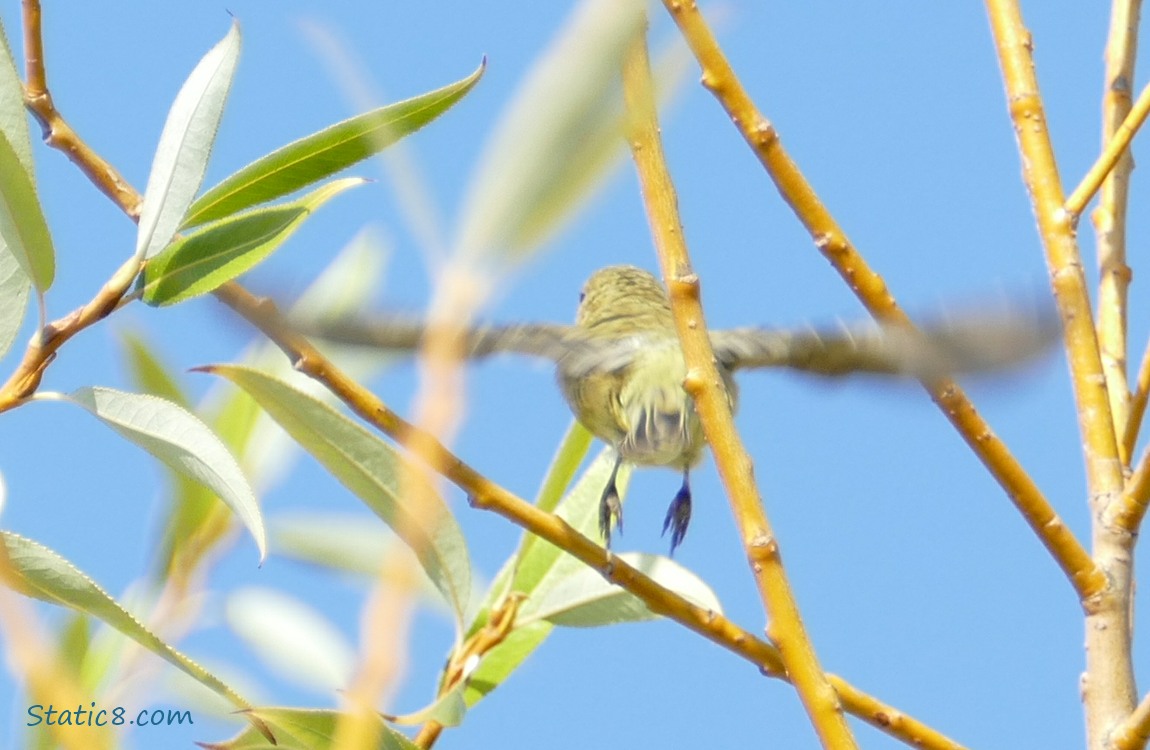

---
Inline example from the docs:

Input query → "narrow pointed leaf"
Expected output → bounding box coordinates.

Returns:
[202,365,472,626]
[0,239,29,360]
[207,708,419,750]
[0,130,54,291]
[60,386,266,561]
[140,177,363,306]
[383,682,467,727]
[0,20,33,354]
[454,0,644,263]
[0,532,254,712]
[136,20,241,259]
[184,62,484,228]
[0,18,32,173]
[462,448,625,705]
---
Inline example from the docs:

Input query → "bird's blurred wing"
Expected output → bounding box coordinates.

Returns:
[712,307,1060,379]
[290,314,584,361]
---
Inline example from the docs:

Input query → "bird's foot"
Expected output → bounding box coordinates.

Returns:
[662,481,692,555]
[599,480,623,549]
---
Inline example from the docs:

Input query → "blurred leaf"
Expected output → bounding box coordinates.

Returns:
[0,532,254,712]
[151,233,388,583]
[202,365,472,626]
[271,512,391,576]
[59,386,266,562]
[226,587,355,693]
[140,177,364,306]
[523,552,722,628]
[119,330,191,407]
[184,62,485,227]
[207,708,419,750]
[0,129,54,292]
[136,19,241,259]
[383,681,467,727]
[454,0,645,263]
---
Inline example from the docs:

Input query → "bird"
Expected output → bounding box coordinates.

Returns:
[289,264,1058,554]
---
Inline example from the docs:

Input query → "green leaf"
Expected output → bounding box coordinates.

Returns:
[0,20,34,356]
[462,447,627,705]
[206,708,419,750]
[0,17,33,172]
[136,19,241,259]
[0,129,54,292]
[184,62,485,228]
[271,512,391,576]
[454,0,645,263]
[57,386,266,561]
[149,233,387,583]
[202,365,472,627]
[522,552,722,628]
[0,240,29,361]
[140,177,364,306]
[0,532,255,712]
[461,621,550,707]
[119,330,192,407]
[383,682,467,728]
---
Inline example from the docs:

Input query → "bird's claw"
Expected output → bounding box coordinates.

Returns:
[599,482,623,549]
[662,483,692,555]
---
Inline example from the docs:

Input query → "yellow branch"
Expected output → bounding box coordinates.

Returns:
[1077,1,1146,466]
[1124,340,1150,461]
[658,0,1105,601]
[985,1,1136,745]
[1110,689,1150,750]
[620,24,858,750]
[11,4,973,746]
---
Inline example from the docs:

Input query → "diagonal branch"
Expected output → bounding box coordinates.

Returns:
[658,0,1105,602]
[14,5,972,748]
[620,24,858,750]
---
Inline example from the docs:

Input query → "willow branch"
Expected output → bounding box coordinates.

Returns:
[658,0,1105,602]
[1081,0,1144,466]
[1111,689,1150,750]
[621,25,858,750]
[1123,340,1150,461]
[0,1,145,413]
[985,1,1136,745]
[15,6,972,747]
[1104,445,1150,534]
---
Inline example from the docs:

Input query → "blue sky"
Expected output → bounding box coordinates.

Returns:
[0,2,1144,748]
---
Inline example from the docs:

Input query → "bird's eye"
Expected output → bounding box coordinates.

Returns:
[579,291,586,304]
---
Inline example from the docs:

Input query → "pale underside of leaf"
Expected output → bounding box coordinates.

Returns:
[202,365,472,627]
[136,19,241,260]
[60,386,266,561]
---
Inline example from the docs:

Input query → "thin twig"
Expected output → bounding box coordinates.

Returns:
[12,6,973,748]
[621,24,858,750]
[657,0,1106,602]
[223,285,967,750]
[984,1,1135,745]
[1104,445,1150,533]
[1123,339,1150,461]
[1079,0,1145,466]
[1110,689,1150,750]
[1067,77,1149,220]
